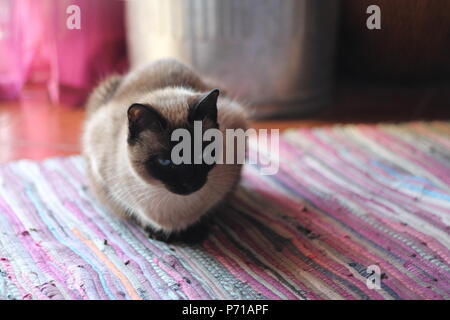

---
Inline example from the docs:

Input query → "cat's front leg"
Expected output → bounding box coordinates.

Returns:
[145,219,210,245]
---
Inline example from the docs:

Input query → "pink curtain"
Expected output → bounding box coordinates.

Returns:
[0,0,127,106]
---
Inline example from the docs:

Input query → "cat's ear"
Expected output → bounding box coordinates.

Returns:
[127,104,166,141]
[191,89,219,124]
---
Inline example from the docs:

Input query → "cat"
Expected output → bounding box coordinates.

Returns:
[81,59,248,243]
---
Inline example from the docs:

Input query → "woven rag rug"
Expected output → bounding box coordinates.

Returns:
[0,122,449,300]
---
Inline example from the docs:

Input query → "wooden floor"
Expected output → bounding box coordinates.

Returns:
[1,82,449,163]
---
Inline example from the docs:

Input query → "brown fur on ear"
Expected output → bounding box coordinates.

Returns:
[127,104,167,143]
[189,89,219,125]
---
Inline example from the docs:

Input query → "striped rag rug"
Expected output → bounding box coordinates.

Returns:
[0,122,449,300]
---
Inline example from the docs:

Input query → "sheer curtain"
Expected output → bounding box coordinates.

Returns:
[0,0,127,106]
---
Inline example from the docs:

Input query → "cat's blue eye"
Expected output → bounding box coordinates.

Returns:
[157,158,171,166]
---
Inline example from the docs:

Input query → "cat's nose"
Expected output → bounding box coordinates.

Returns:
[180,181,203,194]
[181,182,194,191]
[171,184,195,195]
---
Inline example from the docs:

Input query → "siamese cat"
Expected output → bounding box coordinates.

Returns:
[81,59,248,243]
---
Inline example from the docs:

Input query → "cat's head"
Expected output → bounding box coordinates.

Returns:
[126,88,220,195]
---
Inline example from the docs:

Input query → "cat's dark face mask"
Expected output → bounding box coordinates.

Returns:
[145,154,214,195]
[127,89,219,196]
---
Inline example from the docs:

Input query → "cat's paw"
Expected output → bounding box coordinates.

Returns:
[145,221,210,245]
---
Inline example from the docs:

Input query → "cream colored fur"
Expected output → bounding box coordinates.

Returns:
[81,59,248,233]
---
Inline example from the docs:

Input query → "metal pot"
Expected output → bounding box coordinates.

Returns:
[126,0,339,119]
